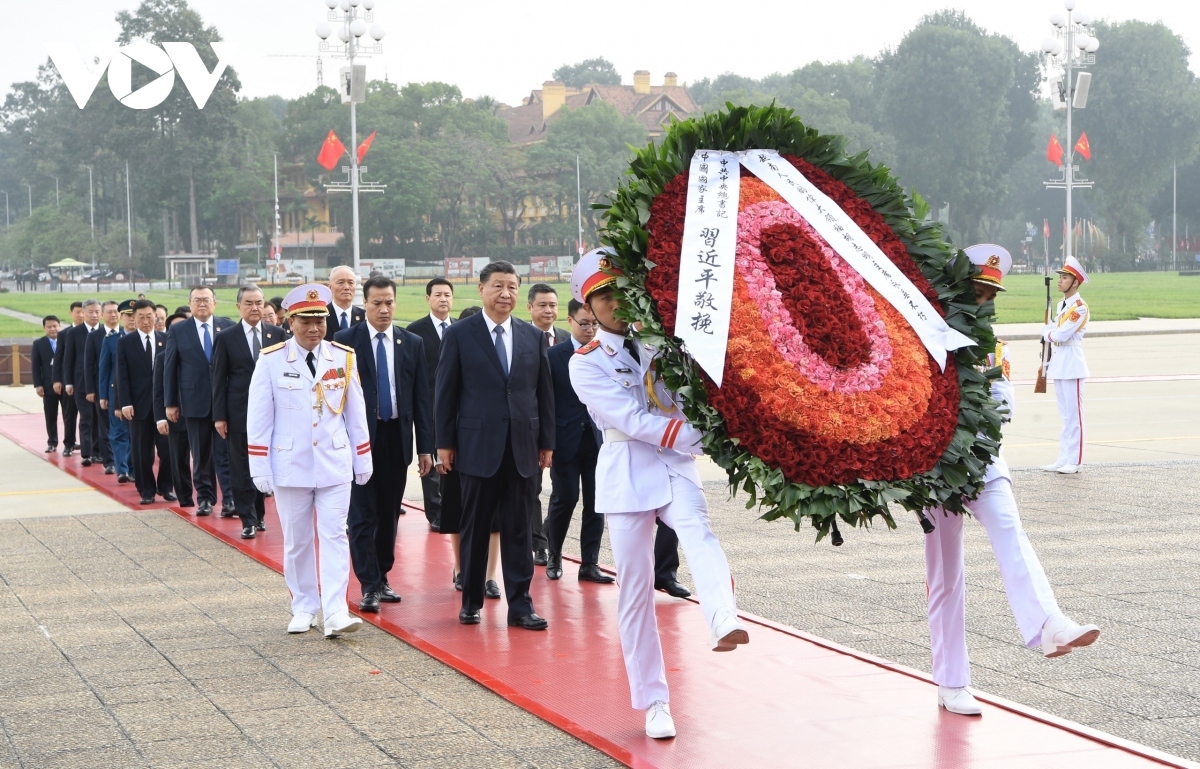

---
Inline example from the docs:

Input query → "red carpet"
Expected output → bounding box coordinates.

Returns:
[3,411,1194,769]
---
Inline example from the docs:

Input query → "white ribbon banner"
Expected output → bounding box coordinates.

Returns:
[675,150,740,387]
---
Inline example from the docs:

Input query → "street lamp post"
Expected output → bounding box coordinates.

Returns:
[2,191,8,228]
[316,0,387,277]
[1042,0,1099,263]
[82,165,95,266]
[23,183,32,216]
[50,176,59,207]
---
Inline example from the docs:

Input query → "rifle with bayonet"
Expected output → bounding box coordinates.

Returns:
[1034,250,1052,393]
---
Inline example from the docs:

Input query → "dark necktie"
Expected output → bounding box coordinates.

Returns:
[494,326,509,379]
[306,351,316,377]
[623,337,641,365]
[202,322,212,361]
[376,332,392,421]
[144,334,152,366]
[251,327,260,360]
[439,321,447,340]
[545,330,553,349]
[340,311,349,331]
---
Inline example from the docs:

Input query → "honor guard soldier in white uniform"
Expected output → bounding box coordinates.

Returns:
[568,249,748,740]
[248,284,373,638]
[1042,255,1090,474]
[925,245,1099,716]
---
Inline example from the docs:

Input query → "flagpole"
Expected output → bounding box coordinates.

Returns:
[575,154,584,259]
[273,153,280,287]
[349,29,361,277]
[1173,159,1177,270]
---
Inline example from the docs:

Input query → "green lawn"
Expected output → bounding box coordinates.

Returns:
[992,272,1200,323]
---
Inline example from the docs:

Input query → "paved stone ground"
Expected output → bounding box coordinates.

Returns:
[0,512,619,769]
[593,461,1200,762]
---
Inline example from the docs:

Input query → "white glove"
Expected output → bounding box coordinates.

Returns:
[253,475,274,494]
[355,472,372,486]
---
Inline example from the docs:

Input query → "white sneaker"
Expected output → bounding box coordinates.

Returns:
[1057,464,1080,474]
[1041,463,1063,472]
[323,612,363,638]
[645,701,676,739]
[937,686,982,716]
[1041,613,1100,658]
[710,608,750,652]
[287,612,316,634]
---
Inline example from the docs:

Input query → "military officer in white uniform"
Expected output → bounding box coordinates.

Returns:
[567,249,748,740]
[925,245,1099,716]
[249,284,373,638]
[1042,255,1091,474]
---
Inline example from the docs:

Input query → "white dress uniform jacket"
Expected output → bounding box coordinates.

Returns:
[1044,294,1090,380]
[247,338,372,487]
[568,329,703,514]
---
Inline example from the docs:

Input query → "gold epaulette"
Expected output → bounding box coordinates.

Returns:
[575,340,601,355]
[261,342,286,355]
[331,341,354,352]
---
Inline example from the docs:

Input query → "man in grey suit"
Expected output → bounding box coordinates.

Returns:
[525,283,570,565]
[435,262,555,630]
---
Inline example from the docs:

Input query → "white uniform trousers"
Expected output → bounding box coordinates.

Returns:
[925,479,1060,687]
[274,483,353,622]
[1053,378,1086,467]
[605,472,738,710]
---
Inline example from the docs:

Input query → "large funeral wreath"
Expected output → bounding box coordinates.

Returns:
[599,104,1006,541]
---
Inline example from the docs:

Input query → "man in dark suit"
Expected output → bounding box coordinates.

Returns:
[162,285,234,515]
[53,302,83,455]
[324,265,365,340]
[436,261,554,630]
[32,315,62,453]
[212,286,284,538]
[85,300,121,473]
[59,299,102,464]
[97,301,136,485]
[544,300,614,584]
[526,283,571,564]
[406,277,455,531]
[336,276,435,610]
[156,314,193,506]
[116,300,168,505]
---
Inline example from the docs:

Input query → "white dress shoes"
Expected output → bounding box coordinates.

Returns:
[287,612,317,634]
[1057,464,1080,474]
[938,686,982,716]
[710,608,750,652]
[1041,463,1063,472]
[1041,613,1100,658]
[323,612,363,638]
[645,701,676,739]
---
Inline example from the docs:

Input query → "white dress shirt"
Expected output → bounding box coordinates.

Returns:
[429,312,451,340]
[193,316,214,348]
[332,302,354,330]
[242,319,262,354]
[141,331,156,365]
[370,323,398,420]
[481,312,513,372]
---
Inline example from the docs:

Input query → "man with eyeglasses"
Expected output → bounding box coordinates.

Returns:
[543,300,614,584]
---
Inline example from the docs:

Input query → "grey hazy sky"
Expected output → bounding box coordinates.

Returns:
[4,0,1198,107]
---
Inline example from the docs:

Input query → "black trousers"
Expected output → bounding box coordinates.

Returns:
[419,471,442,525]
[74,391,95,458]
[348,419,407,593]
[168,429,193,505]
[96,403,112,464]
[60,389,77,448]
[544,429,603,565]
[155,432,173,495]
[42,392,59,446]
[531,471,548,551]
[214,433,233,505]
[458,436,536,618]
[185,416,217,505]
[225,431,265,528]
[654,520,681,583]
[128,417,159,499]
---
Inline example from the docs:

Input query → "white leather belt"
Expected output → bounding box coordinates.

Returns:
[603,428,634,443]
[1052,340,1079,347]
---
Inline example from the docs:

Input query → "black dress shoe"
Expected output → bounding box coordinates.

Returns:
[197,501,213,516]
[458,609,481,625]
[91,456,103,464]
[453,571,463,592]
[240,526,256,539]
[219,504,236,518]
[484,580,501,599]
[507,613,548,631]
[45,445,57,454]
[161,492,177,502]
[62,447,74,457]
[533,549,548,566]
[138,496,154,505]
[117,474,131,484]
[546,551,562,580]
[178,499,195,508]
[429,521,441,532]
[255,521,266,532]
[104,464,115,475]
[655,579,691,599]
[380,583,401,603]
[81,457,92,467]
[359,592,381,613]
[579,564,616,584]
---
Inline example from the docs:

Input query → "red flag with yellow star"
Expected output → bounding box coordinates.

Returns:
[317,130,346,171]
[1074,132,1092,161]
[1047,134,1064,166]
